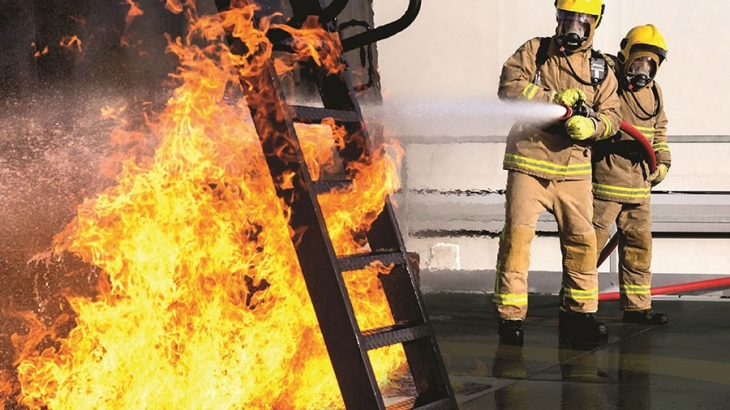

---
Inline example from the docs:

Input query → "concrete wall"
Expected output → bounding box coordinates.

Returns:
[369,1,730,293]
[372,0,730,136]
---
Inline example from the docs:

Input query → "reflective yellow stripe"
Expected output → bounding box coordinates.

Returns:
[653,142,670,152]
[504,153,592,177]
[520,83,539,101]
[562,286,598,301]
[599,114,613,139]
[621,284,651,295]
[493,293,528,306]
[633,125,655,137]
[592,183,651,199]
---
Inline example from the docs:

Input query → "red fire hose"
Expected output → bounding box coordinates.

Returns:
[558,105,730,299]
[599,276,730,301]
[596,124,730,299]
[618,120,657,173]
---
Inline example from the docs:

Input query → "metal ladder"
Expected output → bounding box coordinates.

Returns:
[215,1,457,408]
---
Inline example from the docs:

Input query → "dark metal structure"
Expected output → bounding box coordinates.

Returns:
[214,0,456,408]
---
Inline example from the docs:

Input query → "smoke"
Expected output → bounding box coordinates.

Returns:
[362,98,568,138]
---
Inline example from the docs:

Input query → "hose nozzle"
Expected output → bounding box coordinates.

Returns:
[557,103,573,121]
[557,100,596,121]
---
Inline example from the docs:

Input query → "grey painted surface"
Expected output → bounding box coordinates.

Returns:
[398,140,730,196]
[399,190,730,234]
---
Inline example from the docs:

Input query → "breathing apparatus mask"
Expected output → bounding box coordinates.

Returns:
[619,41,666,91]
[556,10,596,50]
[625,56,657,90]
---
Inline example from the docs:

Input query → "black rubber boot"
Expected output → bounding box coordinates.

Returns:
[623,309,669,325]
[498,319,524,346]
[559,310,609,341]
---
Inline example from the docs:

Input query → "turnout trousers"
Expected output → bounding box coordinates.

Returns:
[593,198,653,311]
[494,171,599,320]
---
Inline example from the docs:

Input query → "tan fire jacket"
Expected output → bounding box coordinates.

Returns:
[592,57,670,204]
[498,37,621,181]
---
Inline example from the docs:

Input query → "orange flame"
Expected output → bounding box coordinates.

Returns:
[33,43,49,58]
[274,16,344,76]
[121,0,144,47]
[164,0,185,14]
[59,35,82,53]
[13,2,405,409]
[124,0,144,27]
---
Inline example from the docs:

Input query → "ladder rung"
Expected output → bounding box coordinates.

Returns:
[291,105,361,123]
[362,323,430,351]
[387,397,456,410]
[312,180,352,194]
[337,251,406,272]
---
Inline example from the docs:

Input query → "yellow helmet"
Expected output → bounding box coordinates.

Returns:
[555,0,604,27]
[618,24,668,65]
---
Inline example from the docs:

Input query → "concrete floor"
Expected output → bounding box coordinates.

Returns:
[422,292,730,409]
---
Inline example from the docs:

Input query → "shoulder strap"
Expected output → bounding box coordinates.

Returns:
[603,53,619,72]
[536,37,552,68]
[533,37,552,84]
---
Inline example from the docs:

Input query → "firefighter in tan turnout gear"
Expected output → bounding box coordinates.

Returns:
[592,25,671,325]
[494,0,621,345]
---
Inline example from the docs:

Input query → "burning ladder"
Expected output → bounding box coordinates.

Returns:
[215,0,457,409]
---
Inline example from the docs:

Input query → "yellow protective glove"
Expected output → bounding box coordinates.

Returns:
[648,163,669,186]
[564,116,596,141]
[552,88,587,106]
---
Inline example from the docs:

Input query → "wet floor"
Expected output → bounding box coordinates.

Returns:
[422,292,730,409]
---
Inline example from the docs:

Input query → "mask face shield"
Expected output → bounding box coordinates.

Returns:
[556,10,596,50]
[625,56,658,90]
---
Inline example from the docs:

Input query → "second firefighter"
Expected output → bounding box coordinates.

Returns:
[592,24,671,325]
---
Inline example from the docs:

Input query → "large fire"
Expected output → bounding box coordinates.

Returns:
[4,2,406,408]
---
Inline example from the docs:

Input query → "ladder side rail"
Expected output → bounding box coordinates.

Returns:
[215,2,385,407]
[309,5,457,404]
[242,54,384,410]
[370,202,457,405]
